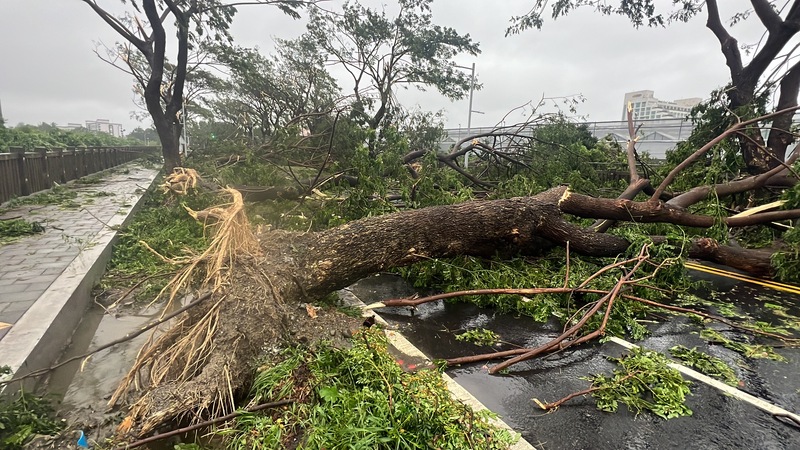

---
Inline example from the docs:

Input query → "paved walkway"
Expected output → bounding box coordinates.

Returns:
[0,163,159,387]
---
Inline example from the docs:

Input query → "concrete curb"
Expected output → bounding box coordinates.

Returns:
[0,165,160,392]
[338,289,537,450]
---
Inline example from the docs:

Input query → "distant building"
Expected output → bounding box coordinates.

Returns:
[58,123,84,131]
[622,90,702,121]
[85,119,124,137]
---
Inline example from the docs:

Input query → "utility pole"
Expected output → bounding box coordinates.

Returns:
[454,63,481,169]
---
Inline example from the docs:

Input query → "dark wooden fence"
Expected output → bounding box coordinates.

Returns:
[0,146,160,204]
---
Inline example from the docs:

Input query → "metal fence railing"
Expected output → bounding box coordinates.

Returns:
[0,146,159,204]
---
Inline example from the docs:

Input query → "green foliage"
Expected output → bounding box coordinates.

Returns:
[0,219,44,245]
[669,345,739,386]
[306,0,480,130]
[0,123,137,151]
[225,329,517,449]
[588,348,693,419]
[173,444,205,450]
[398,233,694,342]
[661,88,770,191]
[3,184,80,209]
[0,392,64,450]
[508,1,705,34]
[772,181,800,282]
[699,329,786,361]
[480,117,630,196]
[103,187,212,298]
[455,328,501,346]
[205,38,339,141]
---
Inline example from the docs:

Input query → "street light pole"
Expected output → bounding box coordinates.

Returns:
[455,62,477,168]
[465,62,476,169]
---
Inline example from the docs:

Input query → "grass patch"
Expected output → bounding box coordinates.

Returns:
[0,387,64,450]
[75,174,104,184]
[100,186,214,300]
[0,218,44,245]
[699,329,786,361]
[455,328,501,346]
[222,329,518,449]
[88,190,115,197]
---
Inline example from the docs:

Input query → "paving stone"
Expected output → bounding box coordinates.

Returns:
[32,261,70,270]
[0,309,28,324]
[0,163,159,353]
[15,274,57,284]
[1,249,31,258]
[0,283,33,295]
[2,269,46,279]
[4,290,42,303]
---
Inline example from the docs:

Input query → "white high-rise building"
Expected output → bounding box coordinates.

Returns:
[622,90,702,121]
[85,119,124,137]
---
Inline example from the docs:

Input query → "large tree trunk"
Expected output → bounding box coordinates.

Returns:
[151,113,182,172]
[115,186,794,436]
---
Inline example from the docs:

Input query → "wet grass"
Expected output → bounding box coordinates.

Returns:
[2,184,80,209]
[0,369,64,450]
[221,328,518,450]
[669,345,740,386]
[99,186,213,302]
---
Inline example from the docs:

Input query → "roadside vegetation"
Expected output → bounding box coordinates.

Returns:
[0,365,63,450]
[222,329,517,449]
[73,109,797,449]
[0,122,142,151]
[6,1,800,449]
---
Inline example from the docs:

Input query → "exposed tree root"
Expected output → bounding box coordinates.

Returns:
[110,188,275,436]
[106,132,800,436]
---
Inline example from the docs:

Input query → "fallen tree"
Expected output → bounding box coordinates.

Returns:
[107,108,800,439]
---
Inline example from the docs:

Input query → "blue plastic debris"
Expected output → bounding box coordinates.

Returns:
[77,430,89,448]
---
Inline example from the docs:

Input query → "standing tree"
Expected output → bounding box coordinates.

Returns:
[79,0,310,171]
[509,1,800,175]
[205,39,339,142]
[305,0,480,138]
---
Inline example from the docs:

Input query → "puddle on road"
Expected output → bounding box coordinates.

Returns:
[44,300,166,435]
[348,273,800,450]
[43,270,800,449]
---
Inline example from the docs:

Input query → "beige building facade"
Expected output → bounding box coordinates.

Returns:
[623,90,702,121]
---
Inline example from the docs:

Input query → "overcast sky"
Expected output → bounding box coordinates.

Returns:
[0,1,769,133]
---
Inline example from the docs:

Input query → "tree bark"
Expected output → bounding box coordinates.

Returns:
[117,184,797,435]
[705,0,800,173]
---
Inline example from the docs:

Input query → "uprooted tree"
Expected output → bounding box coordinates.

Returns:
[102,104,800,436]
[66,0,800,439]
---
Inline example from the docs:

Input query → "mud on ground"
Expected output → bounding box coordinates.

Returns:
[25,269,365,450]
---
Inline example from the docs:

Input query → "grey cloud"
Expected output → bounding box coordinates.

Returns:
[0,0,773,133]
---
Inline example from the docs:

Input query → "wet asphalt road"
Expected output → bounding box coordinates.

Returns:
[348,272,800,450]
